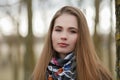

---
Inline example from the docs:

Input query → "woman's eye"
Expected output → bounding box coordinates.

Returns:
[70,30,77,33]
[55,29,62,32]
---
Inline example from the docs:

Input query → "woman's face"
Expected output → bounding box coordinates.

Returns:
[52,13,78,58]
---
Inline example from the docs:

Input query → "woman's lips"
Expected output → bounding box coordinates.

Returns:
[58,43,69,47]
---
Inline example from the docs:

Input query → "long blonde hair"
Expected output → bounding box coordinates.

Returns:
[32,6,113,80]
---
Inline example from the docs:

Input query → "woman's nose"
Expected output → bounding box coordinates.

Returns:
[60,33,67,40]
[61,37,67,40]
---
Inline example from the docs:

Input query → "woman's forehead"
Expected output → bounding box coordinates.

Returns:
[54,13,78,28]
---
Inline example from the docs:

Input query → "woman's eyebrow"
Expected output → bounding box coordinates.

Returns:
[54,26,78,30]
[54,25,62,29]
[69,27,78,30]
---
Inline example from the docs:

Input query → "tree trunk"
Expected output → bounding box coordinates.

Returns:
[107,0,114,75]
[24,0,35,80]
[13,45,19,80]
[115,0,120,79]
[93,0,103,60]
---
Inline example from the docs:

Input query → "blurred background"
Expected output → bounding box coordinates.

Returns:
[0,0,116,80]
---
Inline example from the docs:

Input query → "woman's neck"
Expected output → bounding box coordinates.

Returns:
[58,52,72,59]
[59,53,67,59]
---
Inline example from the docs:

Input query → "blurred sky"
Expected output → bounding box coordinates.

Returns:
[0,0,115,37]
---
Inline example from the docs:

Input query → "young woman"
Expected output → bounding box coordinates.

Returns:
[32,6,113,80]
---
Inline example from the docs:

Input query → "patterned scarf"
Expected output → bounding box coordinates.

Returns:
[46,53,76,80]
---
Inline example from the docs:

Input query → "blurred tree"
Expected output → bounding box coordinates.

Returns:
[115,0,120,79]
[107,0,114,75]
[24,0,35,80]
[77,0,83,6]
[0,1,23,80]
[93,0,103,60]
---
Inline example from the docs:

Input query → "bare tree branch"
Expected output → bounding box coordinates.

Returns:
[0,0,23,7]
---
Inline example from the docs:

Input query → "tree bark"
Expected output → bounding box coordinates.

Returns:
[115,0,120,79]
[24,0,35,80]
[107,0,114,75]
[93,0,103,60]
